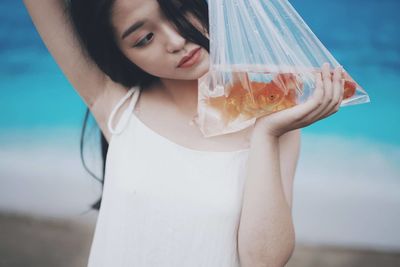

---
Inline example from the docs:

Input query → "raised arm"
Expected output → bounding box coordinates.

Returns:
[23,0,107,108]
[23,0,130,142]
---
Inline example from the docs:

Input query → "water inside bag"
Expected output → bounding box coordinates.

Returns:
[197,64,369,137]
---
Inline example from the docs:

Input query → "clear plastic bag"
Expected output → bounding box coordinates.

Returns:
[197,0,370,137]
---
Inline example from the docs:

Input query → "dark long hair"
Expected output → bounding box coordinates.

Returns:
[68,0,210,210]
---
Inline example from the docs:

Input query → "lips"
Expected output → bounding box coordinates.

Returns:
[177,47,202,68]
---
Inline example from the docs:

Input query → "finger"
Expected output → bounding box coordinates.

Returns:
[322,65,342,115]
[322,62,333,93]
[320,63,335,112]
[307,71,325,113]
[333,78,345,111]
[326,66,345,115]
[311,71,324,103]
[302,63,333,122]
[319,75,345,120]
[330,66,344,112]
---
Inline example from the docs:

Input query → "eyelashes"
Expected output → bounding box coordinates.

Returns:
[133,33,154,48]
[131,3,189,48]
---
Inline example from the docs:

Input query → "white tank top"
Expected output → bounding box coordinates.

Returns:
[87,86,250,267]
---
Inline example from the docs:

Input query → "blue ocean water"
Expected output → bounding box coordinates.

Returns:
[0,0,399,145]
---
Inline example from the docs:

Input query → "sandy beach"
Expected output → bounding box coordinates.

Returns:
[0,212,399,267]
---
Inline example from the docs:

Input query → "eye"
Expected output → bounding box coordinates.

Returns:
[133,33,154,48]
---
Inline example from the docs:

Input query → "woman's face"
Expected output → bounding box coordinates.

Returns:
[111,0,210,81]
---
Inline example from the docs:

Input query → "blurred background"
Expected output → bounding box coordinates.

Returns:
[0,0,399,266]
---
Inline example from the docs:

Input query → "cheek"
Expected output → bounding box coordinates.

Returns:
[124,49,176,78]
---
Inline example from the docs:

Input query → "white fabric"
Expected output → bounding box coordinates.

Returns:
[87,86,250,267]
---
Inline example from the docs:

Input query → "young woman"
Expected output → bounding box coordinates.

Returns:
[23,0,344,266]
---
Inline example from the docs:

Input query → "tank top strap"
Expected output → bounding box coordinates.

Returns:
[107,86,140,135]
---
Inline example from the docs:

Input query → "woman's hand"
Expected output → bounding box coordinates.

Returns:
[253,62,345,138]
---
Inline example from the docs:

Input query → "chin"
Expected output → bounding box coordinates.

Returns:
[165,66,208,81]
[189,60,210,80]
[197,64,210,78]
[182,70,209,81]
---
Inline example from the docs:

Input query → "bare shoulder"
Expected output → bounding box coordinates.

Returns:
[90,80,132,143]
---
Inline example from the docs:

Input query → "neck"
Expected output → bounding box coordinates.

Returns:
[159,78,199,118]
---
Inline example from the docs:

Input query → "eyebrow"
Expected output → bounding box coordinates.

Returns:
[121,20,146,39]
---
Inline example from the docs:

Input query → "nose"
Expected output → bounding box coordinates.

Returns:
[161,23,186,53]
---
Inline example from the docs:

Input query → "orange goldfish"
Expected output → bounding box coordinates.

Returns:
[207,73,300,124]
